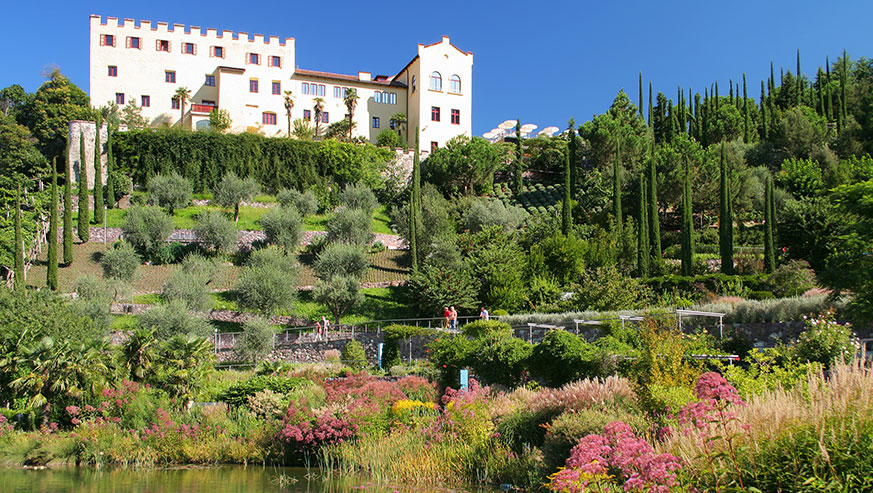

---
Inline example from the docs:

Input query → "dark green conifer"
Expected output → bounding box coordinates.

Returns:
[680,163,693,277]
[562,121,573,235]
[760,81,769,141]
[93,116,104,225]
[77,132,90,242]
[647,141,661,263]
[14,187,24,291]
[612,141,622,231]
[639,73,644,120]
[840,50,849,124]
[106,124,115,209]
[648,81,653,126]
[796,49,802,107]
[763,175,776,274]
[513,119,523,193]
[47,162,59,291]
[719,145,733,274]
[729,79,734,104]
[826,56,833,121]
[743,74,750,143]
[637,173,649,277]
[568,118,577,200]
[410,132,421,272]
[63,137,74,265]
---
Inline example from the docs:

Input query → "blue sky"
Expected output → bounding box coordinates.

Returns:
[1,1,871,137]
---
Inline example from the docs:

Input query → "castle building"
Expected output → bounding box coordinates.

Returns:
[89,15,473,150]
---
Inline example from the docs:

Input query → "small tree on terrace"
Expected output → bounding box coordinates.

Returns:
[213,172,259,222]
[148,172,192,214]
[343,88,359,142]
[207,109,231,133]
[235,247,299,316]
[260,206,303,253]
[239,317,276,362]
[314,275,364,325]
[390,112,407,143]
[326,206,373,246]
[173,87,191,129]
[283,90,294,137]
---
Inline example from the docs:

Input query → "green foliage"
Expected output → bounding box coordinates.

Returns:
[528,330,596,387]
[216,375,309,407]
[77,133,90,243]
[193,209,237,254]
[260,206,302,253]
[238,317,276,363]
[235,247,299,315]
[427,334,476,385]
[572,266,648,311]
[464,228,527,311]
[340,182,379,215]
[325,206,373,245]
[769,259,815,297]
[13,190,24,290]
[121,206,173,258]
[460,320,513,339]
[313,274,364,324]
[0,114,45,181]
[62,152,73,265]
[276,188,318,216]
[463,198,526,233]
[161,254,217,312]
[213,172,259,222]
[528,234,588,287]
[777,196,845,271]
[71,275,114,333]
[408,263,478,315]
[22,70,93,157]
[93,117,104,226]
[47,167,59,291]
[793,311,858,368]
[392,183,454,260]
[148,172,192,214]
[469,335,532,387]
[99,241,140,281]
[421,135,500,196]
[107,169,131,205]
[137,299,213,340]
[341,340,368,370]
[207,108,231,133]
[376,128,402,148]
[722,348,820,396]
[383,324,436,368]
[314,242,369,280]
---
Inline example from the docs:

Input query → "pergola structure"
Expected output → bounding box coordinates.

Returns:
[574,309,726,338]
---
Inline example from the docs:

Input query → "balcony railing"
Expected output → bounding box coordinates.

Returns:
[190,104,216,114]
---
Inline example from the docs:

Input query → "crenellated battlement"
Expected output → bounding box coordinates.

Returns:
[90,14,293,46]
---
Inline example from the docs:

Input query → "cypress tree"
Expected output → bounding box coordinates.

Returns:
[613,140,623,232]
[93,116,104,225]
[666,99,677,143]
[77,132,90,242]
[796,49,802,107]
[729,79,733,104]
[410,131,420,272]
[680,163,693,277]
[639,73,644,120]
[688,87,694,135]
[816,68,825,117]
[702,89,709,145]
[13,187,24,291]
[106,124,115,209]
[568,118,577,199]
[826,56,833,121]
[715,81,720,113]
[647,81,653,126]
[677,86,686,134]
[742,73,750,143]
[63,138,74,265]
[693,94,700,140]
[840,50,849,124]
[760,80,769,141]
[647,141,661,263]
[718,145,733,274]
[562,121,573,235]
[47,162,59,291]
[513,119,523,193]
[637,173,650,277]
[763,175,776,274]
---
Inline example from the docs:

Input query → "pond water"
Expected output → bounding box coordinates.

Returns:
[0,465,497,492]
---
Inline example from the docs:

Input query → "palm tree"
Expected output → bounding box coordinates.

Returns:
[173,87,192,129]
[313,97,325,140]
[122,328,158,381]
[156,335,214,403]
[391,112,407,143]
[343,88,359,142]
[283,90,294,137]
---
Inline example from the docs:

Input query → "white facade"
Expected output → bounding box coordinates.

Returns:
[89,15,472,148]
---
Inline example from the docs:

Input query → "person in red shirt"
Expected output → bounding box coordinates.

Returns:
[443,306,450,329]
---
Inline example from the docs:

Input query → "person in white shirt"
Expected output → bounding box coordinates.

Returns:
[479,307,489,320]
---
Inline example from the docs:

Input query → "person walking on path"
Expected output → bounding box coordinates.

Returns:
[479,307,490,320]
[314,320,323,341]
[443,306,451,329]
[321,315,331,340]
[449,306,458,330]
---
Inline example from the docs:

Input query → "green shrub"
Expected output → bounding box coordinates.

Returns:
[107,169,132,204]
[341,340,368,370]
[194,209,237,254]
[427,333,476,386]
[276,189,319,216]
[313,242,369,280]
[695,294,844,324]
[641,384,696,414]
[71,275,113,334]
[235,247,299,315]
[382,324,437,368]
[161,254,217,312]
[216,375,310,407]
[100,241,140,281]
[573,266,648,311]
[793,311,858,368]
[213,172,259,222]
[496,408,558,452]
[528,329,596,387]
[138,299,213,340]
[469,335,532,387]
[460,320,513,339]
[147,172,191,214]
[238,317,276,363]
[376,128,402,148]
[121,206,173,257]
[463,198,526,233]
[340,182,379,215]
[260,206,302,253]
[326,206,373,245]
[747,290,776,300]
[769,259,816,297]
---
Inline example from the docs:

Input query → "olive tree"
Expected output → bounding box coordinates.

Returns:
[161,253,218,312]
[314,242,369,280]
[194,210,237,254]
[326,206,373,246]
[121,206,173,258]
[99,240,140,281]
[313,274,364,325]
[260,206,303,253]
[238,316,276,362]
[340,182,379,215]
[235,247,299,316]
[213,172,259,222]
[148,172,192,214]
[277,189,319,217]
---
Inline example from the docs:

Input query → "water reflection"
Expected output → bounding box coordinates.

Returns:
[0,465,495,492]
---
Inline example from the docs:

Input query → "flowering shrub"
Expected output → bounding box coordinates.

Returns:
[426,379,494,447]
[547,421,682,492]
[390,399,438,427]
[794,310,859,368]
[395,375,438,402]
[527,376,637,415]
[0,415,12,437]
[276,400,357,451]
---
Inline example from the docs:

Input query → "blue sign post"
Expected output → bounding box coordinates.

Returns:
[377,343,384,369]
[460,369,469,390]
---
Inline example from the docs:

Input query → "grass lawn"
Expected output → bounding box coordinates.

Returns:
[83,202,394,234]
[29,242,409,294]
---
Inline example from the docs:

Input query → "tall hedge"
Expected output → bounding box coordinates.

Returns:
[111,129,394,195]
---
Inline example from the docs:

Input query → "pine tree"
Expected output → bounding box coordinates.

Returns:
[743,74,750,143]
[637,173,650,277]
[568,118,577,199]
[63,138,74,265]
[562,121,573,235]
[410,131,420,272]
[647,81,653,126]
[763,175,776,274]
[647,141,661,264]
[513,119,523,193]
[93,116,104,225]
[13,187,25,291]
[47,161,59,291]
[760,81,769,141]
[702,89,709,145]
[612,141,622,231]
[106,127,115,209]
[680,164,693,277]
[77,132,90,242]
[719,145,733,274]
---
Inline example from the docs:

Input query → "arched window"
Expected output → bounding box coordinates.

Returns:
[449,75,461,94]
[262,112,277,125]
[430,71,442,91]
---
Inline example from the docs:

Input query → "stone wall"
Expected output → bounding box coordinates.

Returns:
[67,120,112,187]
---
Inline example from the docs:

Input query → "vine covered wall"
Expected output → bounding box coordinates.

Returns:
[112,130,395,195]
